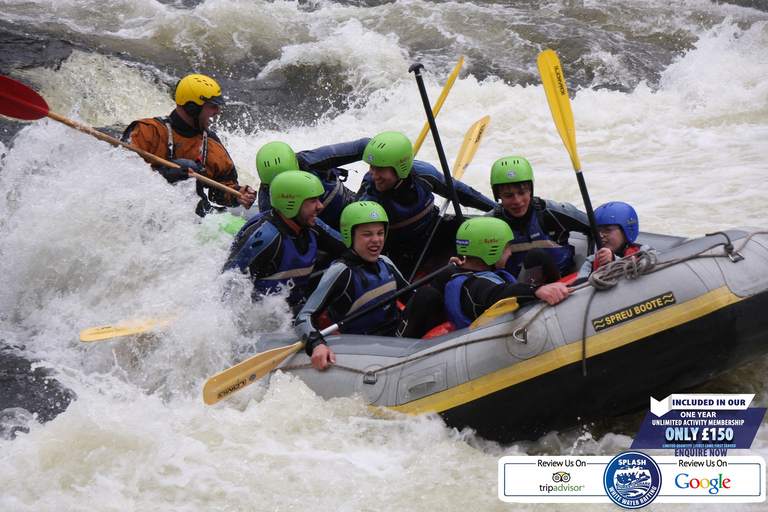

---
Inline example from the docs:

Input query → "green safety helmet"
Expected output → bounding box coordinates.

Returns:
[363,131,414,179]
[490,156,534,200]
[455,217,514,266]
[175,74,225,107]
[256,141,299,185]
[339,201,389,248]
[270,170,323,219]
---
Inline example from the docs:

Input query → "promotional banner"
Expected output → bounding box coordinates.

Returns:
[499,393,767,507]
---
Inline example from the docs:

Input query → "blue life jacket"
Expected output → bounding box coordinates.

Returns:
[315,169,347,228]
[227,212,317,305]
[378,172,435,246]
[505,209,571,278]
[329,258,398,334]
[444,270,516,329]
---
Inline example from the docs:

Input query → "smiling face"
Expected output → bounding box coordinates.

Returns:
[369,165,399,192]
[352,222,386,262]
[198,102,221,130]
[599,224,627,253]
[497,182,532,218]
[294,196,324,227]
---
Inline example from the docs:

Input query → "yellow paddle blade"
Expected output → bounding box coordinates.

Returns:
[79,316,177,342]
[203,341,305,405]
[537,49,581,171]
[413,56,465,156]
[452,115,490,181]
[468,297,519,330]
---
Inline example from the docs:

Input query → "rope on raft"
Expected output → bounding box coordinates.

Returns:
[282,230,768,382]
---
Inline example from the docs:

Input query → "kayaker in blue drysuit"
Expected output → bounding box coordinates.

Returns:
[294,201,413,371]
[486,156,592,284]
[223,171,346,314]
[255,139,366,231]
[434,217,570,329]
[356,131,497,279]
[573,201,654,285]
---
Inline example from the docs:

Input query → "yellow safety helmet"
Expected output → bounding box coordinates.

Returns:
[175,74,226,107]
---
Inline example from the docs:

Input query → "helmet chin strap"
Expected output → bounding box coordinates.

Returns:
[182,102,203,132]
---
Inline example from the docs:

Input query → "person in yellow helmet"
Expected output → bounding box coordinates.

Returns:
[122,74,256,216]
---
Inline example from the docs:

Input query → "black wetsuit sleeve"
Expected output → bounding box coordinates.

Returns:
[294,264,355,348]
[461,275,540,319]
[413,164,497,212]
[222,219,283,279]
[313,222,347,259]
[296,138,371,174]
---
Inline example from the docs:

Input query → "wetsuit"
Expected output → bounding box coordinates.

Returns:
[358,161,497,277]
[223,210,346,313]
[437,269,542,329]
[294,251,411,355]
[574,242,653,284]
[122,110,247,215]
[488,198,591,281]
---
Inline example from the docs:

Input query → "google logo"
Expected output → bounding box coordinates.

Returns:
[675,473,731,494]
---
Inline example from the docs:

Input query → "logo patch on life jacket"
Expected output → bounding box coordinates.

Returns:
[591,292,676,332]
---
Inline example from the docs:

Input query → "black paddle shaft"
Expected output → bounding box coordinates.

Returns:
[409,63,464,223]
[333,263,456,332]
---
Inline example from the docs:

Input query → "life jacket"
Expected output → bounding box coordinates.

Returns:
[592,243,642,271]
[329,258,399,334]
[228,212,317,305]
[314,169,351,230]
[379,173,435,246]
[444,270,516,329]
[121,115,240,209]
[505,205,571,278]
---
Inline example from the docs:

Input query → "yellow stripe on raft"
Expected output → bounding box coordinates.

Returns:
[389,286,744,415]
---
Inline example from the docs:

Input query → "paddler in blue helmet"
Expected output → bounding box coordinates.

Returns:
[222,170,345,313]
[573,201,654,284]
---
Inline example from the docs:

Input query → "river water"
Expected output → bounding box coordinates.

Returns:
[1,0,767,510]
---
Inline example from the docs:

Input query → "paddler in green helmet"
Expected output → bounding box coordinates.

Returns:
[254,139,366,231]
[439,217,570,329]
[222,170,346,313]
[486,156,591,283]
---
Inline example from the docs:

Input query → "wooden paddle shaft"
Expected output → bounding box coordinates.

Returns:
[46,111,243,197]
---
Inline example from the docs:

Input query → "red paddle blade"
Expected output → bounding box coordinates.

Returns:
[0,74,50,121]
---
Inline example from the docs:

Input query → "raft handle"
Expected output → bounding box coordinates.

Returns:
[363,373,377,385]
[513,328,528,344]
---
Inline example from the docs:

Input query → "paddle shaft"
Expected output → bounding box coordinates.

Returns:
[409,63,464,222]
[412,57,464,156]
[203,263,456,404]
[407,115,490,282]
[537,50,601,250]
[46,111,242,197]
[0,74,242,198]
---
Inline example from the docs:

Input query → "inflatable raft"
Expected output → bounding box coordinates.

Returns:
[243,227,768,443]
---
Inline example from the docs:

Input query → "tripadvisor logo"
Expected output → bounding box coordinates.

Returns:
[539,472,586,493]
[603,451,662,509]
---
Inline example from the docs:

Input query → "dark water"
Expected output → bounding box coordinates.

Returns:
[3,0,765,144]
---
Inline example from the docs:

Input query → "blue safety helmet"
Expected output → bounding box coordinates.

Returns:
[594,202,639,243]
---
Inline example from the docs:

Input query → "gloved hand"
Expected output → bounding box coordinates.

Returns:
[304,330,326,356]
[156,158,202,184]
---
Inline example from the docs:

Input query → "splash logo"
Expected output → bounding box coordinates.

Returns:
[603,451,661,509]
[506,170,517,180]
[369,211,379,220]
